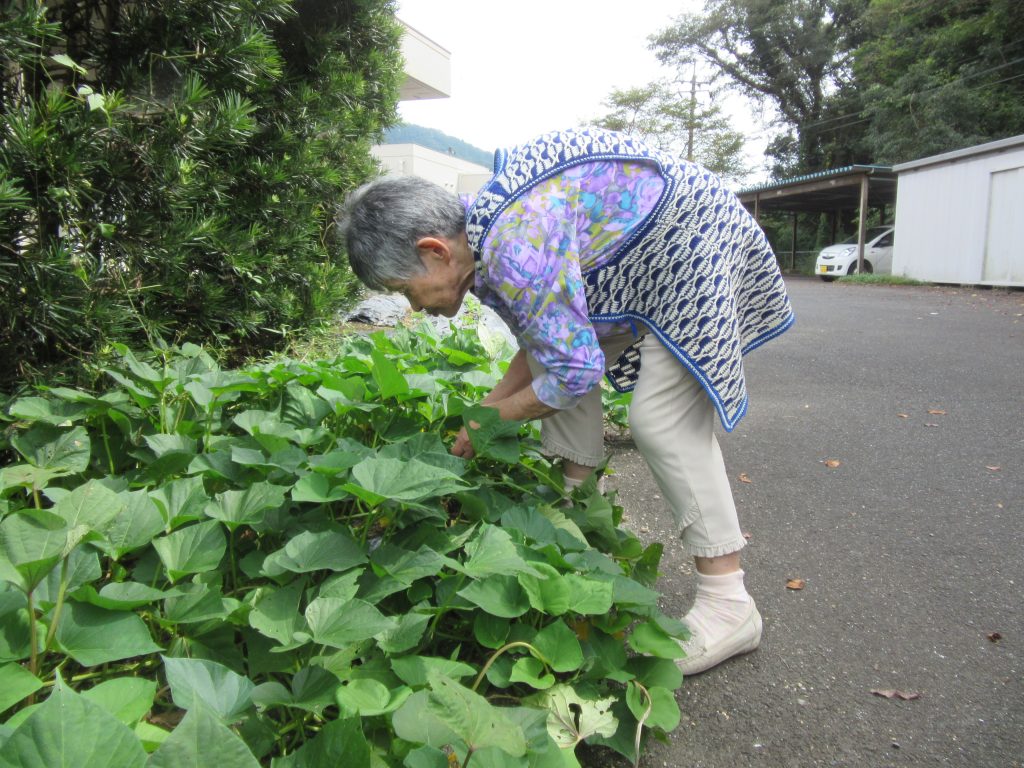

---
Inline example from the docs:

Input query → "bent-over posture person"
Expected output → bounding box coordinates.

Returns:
[337,128,794,674]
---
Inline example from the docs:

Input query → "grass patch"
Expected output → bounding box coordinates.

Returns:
[837,273,925,286]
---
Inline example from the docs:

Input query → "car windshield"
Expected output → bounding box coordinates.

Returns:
[840,226,892,245]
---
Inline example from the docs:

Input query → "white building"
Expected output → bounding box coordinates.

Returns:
[371,143,490,195]
[396,21,451,102]
[375,21,491,195]
[892,135,1024,287]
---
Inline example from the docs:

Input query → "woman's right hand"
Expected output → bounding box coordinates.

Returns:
[450,425,476,459]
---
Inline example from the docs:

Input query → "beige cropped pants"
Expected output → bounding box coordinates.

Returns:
[527,331,747,559]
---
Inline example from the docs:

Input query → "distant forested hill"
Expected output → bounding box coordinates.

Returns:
[383,124,493,168]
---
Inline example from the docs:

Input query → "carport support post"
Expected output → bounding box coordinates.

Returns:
[856,174,869,273]
[790,212,798,272]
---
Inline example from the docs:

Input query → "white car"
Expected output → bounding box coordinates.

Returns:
[815,226,895,281]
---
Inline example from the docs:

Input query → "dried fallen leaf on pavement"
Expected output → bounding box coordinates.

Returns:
[928,409,947,415]
[738,472,752,484]
[786,578,806,590]
[871,689,920,701]
[987,632,1002,643]
[924,423,939,428]
[742,531,753,540]
[824,459,841,468]
[897,413,909,419]
[986,466,1001,472]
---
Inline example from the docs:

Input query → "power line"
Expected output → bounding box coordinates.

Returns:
[656,9,1024,134]
[798,53,1024,134]
[655,2,1024,88]
[739,56,1024,142]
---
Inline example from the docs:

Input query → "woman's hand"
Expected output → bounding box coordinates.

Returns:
[451,426,476,459]
[448,355,555,459]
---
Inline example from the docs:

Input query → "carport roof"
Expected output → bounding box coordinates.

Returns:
[736,164,897,214]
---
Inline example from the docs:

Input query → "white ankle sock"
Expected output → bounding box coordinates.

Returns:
[683,570,753,645]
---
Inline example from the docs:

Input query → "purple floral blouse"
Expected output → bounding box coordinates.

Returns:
[471,160,665,409]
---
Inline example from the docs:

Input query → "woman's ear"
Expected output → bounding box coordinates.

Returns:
[415,236,452,263]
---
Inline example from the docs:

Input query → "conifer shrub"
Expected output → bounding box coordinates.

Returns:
[0,0,403,391]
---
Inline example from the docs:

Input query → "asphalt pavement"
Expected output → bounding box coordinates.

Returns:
[599,277,1024,768]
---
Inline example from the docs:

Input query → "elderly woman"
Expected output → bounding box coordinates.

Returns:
[338,128,794,675]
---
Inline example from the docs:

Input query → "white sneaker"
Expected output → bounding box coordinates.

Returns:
[676,600,763,676]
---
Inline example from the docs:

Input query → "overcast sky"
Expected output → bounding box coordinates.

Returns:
[395,0,689,150]
[395,0,773,182]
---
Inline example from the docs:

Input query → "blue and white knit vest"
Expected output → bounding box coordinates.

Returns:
[465,127,795,431]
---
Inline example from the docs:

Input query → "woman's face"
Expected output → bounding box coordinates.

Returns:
[387,243,472,318]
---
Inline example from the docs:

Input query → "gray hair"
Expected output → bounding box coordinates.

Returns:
[335,175,466,290]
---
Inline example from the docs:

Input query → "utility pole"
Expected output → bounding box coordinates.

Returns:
[686,63,697,162]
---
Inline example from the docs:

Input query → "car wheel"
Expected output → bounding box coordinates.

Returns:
[847,260,874,275]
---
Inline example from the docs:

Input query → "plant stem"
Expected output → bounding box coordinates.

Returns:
[49,656,69,681]
[44,557,70,652]
[471,641,539,692]
[99,418,116,474]
[228,528,238,591]
[358,502,377,547]
[203,401,216,453]
[427,572,466,642]
[631,682,653,768]
[171,393,187,434]
[500,475,535,498]
[27,587,39,680]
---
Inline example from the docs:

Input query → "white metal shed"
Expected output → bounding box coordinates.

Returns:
[892,135,1024,286]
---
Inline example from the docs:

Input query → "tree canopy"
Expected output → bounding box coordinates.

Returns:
[650,0,1024,177]
[651,0,867,176]
[854,0,1024,164]
[591,75,750,183]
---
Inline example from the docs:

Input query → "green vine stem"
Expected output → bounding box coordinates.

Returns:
[27,587,38,679]
[99,418,116,474]
[499,474,537,499]
[426,572,467,642]
[228,529,238,591]
[631,681,653,768]
[358,501,378,547]
[43,557,70,652]
[40,658,159,688]
[202,398,217,454]
[159,388,168,434]
[471,641,542,692]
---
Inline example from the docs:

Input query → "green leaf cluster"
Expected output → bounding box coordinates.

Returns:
[0,0,403,391]
[0,322,684,766]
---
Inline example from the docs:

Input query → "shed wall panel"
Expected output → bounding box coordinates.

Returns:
[893,144,1024,286]
[983,167,1024,284]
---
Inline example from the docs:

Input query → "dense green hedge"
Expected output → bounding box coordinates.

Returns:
[0,0,403,391]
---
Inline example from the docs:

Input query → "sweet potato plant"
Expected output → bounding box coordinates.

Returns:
[0,322,684,767]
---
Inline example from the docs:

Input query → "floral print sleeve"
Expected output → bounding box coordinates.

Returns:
[474,160,664,409]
